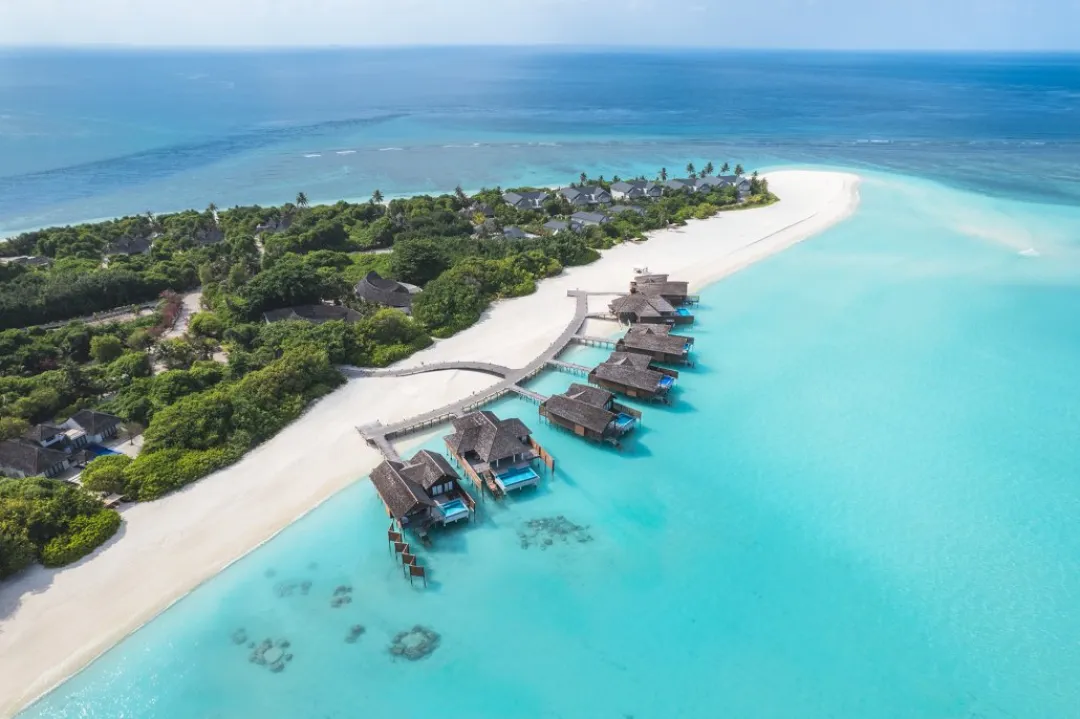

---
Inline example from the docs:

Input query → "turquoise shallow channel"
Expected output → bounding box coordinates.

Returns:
[20,171,1080,718]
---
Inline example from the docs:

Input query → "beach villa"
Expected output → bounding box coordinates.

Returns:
[559,186,613,206]
[570,211,611,227]
[369,450,475,535]
[539,383,641,446]
[354,270,420,313]
[610,180,664,200]
[0,410,123,479]
[0,440,71,479]
[588,351,678,402]
[104,235,153,257]
[609,292,694,325]
[502,190,552,210]
[617,325,695,365]
[262,304,364,324]
[63,410,123,447]
[444,411,547,497]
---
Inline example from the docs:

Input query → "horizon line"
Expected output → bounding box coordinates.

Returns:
[1,43,1079,55]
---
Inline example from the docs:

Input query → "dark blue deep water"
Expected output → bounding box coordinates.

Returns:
[1,48,1079,232]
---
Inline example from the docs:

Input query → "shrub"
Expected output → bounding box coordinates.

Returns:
[40,510,121,567]
[80,455,133,495]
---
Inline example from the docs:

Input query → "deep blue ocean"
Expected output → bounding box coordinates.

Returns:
[1,49,1079,233]
[5,49,1080,718]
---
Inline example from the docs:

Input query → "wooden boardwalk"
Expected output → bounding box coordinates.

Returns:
[357,291,590,459]
[545,359,591,376]
[571,334,618,349]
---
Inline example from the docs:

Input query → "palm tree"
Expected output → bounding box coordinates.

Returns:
[296,192,309,210]
[734,164,744,177]
[703,162,714,177]
[454,185,468,205]
[612,175,621,183]
[686,162,695,177]
[659,167,668,181]
[371,189,384,204]
[207,202,219,226]
[579,172,588,186]
[721,162,730,174]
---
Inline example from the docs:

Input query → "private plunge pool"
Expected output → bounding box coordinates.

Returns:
[438,498,470,523]
[495,465,540,491]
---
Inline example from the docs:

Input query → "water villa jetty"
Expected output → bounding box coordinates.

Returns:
[444,411,554,499]
[539,383,640,446]
[629,273,699,306]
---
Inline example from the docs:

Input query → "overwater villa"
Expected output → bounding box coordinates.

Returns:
[444,411,552,498]
[630,273,697,306]
[609,292,694,326]
[369,450,475,537]
[588,351,678,403]
[617,324,695,365]
[539,383,641,446]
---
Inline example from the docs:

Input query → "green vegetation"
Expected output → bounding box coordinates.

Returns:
[0,477,121,578]
[0,162,774,577]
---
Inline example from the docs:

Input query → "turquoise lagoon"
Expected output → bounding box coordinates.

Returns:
[21,172,1080,718]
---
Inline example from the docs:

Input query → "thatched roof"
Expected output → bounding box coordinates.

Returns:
[627,323,672,336]
[618,330,693,356]
[634,273,669,284]
[634,281,688,299]
[354,271,414,309]
[105,235,153,256]
[590,362,665,394]
[542,383,617,434]
[399,450,458,491]
[0,440,69,477]
[609,293,675,319]
[262,305,363,324]
[445,411,533,464]
[602,351,655,370]
[22,423,65,444]
[370,460,437,521]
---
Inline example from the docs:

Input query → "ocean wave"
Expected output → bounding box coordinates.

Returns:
[379,147,403,152]
[304,153,322,158]
[1018,247,1040,257]
[336,150,356,155]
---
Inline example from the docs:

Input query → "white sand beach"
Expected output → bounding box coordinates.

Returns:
[0,169,859,717]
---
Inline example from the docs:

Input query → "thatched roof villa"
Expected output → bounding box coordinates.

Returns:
[262,305,362,324]
[588,351,678,403]
[539,383,640,445]
[609,292,693,326]
[370,450,475,535]
[630,273,694,305]
[617,324,695,365]
[444,411,548,496]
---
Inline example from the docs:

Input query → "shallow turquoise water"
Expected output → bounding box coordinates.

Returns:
[21,173,1080,718]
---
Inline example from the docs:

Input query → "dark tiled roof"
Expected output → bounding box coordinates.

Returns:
[503,226,529,240]
[503,191,551,208]
[262,304,363,324]
[571,211,610,225]
[609,293,674,319]
[23,423,65,444]
[0,440,69,476]
[603,351,655,370]
[66,409,121,437]
[445,411,533,465]
[105,235,153,256]
[542,392,615,435]
[635,281,688,298]
[543,220,570,232]
[607,205,645,215]
[354,271,414,308]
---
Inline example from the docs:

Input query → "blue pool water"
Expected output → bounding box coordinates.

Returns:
[438,499,468,519]
[88,445,121,457]
[658,376,675,389]
[495,465,540,489]
[615,414,637,431]
[676,308,692,317]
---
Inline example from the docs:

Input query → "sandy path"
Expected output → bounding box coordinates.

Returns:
[0,170,859,717]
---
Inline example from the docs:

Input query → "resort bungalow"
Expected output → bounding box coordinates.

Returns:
[369,450,475,535]
[0,255,52,267]
[0,439,71,479]
[607,205,646,217]
[630,273,694,305]
[588,352,677,403]
[354,270,420,313]
[22,423,68,450]
[539,383,640,446]
[559,186,613,207]
[503,190,551,210]
[63,410,123,446]
[718,174,752,196]
[543,219,573,234]
[617,325,695,365]
[503,226,535,240]
[262,304,363,324]
[105,235,153,256]
[609,293,693,326]
[570,211,611,227]
[610,180,664,201]
[444,411,548,497]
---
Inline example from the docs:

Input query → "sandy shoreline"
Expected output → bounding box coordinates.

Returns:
[0,169,859,717]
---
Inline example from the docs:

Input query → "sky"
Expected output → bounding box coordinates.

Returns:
[0,0,1078,51]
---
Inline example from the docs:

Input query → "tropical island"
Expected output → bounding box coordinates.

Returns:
[0,163,771,580]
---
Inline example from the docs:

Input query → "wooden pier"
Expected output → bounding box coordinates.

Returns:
[571,334,618,349]
[546,359,591,376]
